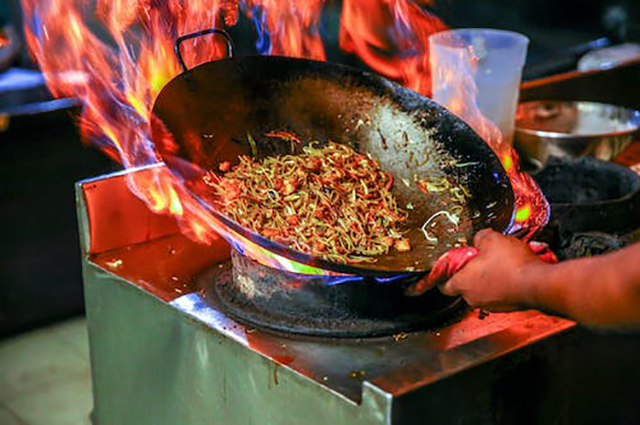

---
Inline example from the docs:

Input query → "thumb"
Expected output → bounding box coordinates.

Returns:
[439,274,462,297]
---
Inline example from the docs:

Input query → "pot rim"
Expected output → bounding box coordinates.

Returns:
[515,101,640,140]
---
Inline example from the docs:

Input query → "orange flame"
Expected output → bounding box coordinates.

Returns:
[244,0,325,59]
[22,0,546,272]
[427,34,548,236]
[340,0,447,96]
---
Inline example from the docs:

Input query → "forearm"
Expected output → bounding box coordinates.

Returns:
[524,243,640,327]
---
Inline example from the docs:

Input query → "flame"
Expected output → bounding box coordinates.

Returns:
[340,0,447,95]
[428,32,549,237]
[23,0,546,274]
[243,0,325,59]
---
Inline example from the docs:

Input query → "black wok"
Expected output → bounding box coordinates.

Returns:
[151,29,514,276]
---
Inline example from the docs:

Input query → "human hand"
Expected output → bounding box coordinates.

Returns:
[438,229,551,312]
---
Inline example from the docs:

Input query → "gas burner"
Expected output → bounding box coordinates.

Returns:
[196,249,465,338]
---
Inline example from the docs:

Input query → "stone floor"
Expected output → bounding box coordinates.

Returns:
[0,317,92,425]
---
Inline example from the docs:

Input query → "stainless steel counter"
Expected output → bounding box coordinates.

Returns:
[78,166,578,425]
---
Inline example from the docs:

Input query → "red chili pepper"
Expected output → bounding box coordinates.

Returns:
[383,236,395,246]
[264,131,303,144]
[220,179,242,201]
[262,228,280,238]
[313,242,326,252]
[416,180,427,194]
[306,158,322,172]
[286,214,301,226]
[385,173,394,191]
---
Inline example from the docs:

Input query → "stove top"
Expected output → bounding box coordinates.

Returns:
[89,229,572,404]
[78,166,574,425]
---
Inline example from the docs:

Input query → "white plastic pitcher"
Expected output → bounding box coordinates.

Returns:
[430,29,529,144]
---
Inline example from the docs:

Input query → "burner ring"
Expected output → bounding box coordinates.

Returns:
[195,251,466,338]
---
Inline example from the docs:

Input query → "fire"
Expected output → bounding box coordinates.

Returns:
[23,0,546,272]
[244,0,325,59]
[515,205,532,223]
[428,31,549,237]
[340,0,447,96]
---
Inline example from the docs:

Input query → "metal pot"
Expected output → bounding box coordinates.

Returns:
[533,157,640,235]
[514,101,640,169]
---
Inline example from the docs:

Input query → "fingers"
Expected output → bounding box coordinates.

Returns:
[408,247,478,296]
[527,241,559,264]
[436,230,503,298]
[405,276,431,297]
[406,251,455,296]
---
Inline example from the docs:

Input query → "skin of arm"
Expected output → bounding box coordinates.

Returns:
[440,229,640,328]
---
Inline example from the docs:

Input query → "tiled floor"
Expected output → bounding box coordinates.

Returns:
[0,317,93,425]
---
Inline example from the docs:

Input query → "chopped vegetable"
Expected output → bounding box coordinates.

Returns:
[394,238,411,252]
[416,175,469,244]
[206,141,410,264]
[420,210,460,243]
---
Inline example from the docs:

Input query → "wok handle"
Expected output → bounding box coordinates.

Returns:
[175,28,235,72]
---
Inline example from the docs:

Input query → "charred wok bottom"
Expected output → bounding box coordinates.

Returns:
[197,250,465,337]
